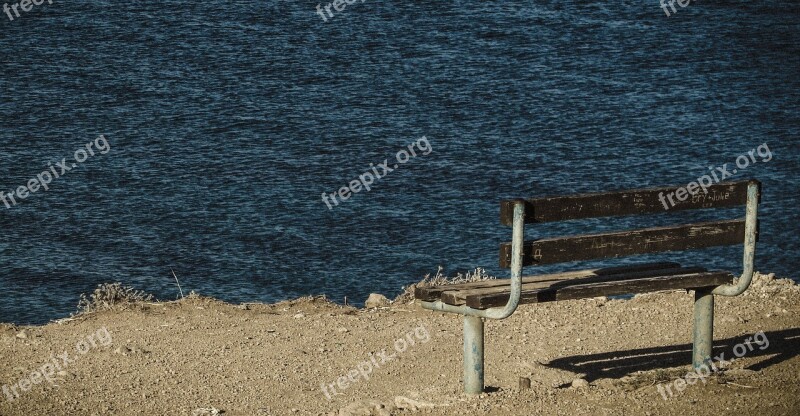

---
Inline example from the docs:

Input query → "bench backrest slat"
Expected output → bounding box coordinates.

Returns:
[499,219,747,268]
[500,180,756,225]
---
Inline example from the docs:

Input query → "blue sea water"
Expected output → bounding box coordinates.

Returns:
[0,1,798,325]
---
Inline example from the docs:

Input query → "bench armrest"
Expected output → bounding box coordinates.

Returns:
[713,180,760,297]
[420,200,526,320]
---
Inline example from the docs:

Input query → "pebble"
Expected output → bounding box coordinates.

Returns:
[114,345,144,355]
[394,396,435,411]
[191,408,223,416]
[365,293,391,309]
[572,378,589,389]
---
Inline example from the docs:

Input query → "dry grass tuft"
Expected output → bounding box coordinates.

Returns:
[77,283,155,314]
[418,266,495,287]
[395,266,497,303]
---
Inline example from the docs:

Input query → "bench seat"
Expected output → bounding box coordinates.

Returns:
[416,262,734,309]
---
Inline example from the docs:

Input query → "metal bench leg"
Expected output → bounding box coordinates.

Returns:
[692,288,714,370]
[464,315,485,395]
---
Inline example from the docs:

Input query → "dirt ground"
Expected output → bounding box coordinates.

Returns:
[1,272,798,416]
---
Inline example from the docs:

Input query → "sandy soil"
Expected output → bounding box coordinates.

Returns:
[1,272,798,416]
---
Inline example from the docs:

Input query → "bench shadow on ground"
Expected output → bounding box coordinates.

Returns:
[541,327,800,382]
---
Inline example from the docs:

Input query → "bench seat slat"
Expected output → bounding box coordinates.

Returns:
[462,271,734,309]
[413,262,682,302]
[439,266,708,306]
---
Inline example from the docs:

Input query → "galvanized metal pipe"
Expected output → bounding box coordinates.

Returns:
[420,200,526,320]
[713,181,760,297]
[692,287,714,369]
[463,315,485,395]
[421,200,525,395]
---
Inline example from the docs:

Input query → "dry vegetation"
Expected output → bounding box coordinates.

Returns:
[76,282,155,314]
[394,266,496,303]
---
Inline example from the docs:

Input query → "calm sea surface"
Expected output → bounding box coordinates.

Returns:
[1,1,798,324]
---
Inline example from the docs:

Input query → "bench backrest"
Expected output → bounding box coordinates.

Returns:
[499,180,760,268]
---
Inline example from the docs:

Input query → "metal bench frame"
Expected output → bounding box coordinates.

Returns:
[420,181,760,395]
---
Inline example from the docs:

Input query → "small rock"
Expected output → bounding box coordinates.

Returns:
[519,377,531,389]
[16,330,28,339]
[394,397,434,411]
[364,293,391,309]
[114,345,143,356]
[337,327,349,333]
[293,313,305,319]
[192,408,223,416]
[572,378,589,389]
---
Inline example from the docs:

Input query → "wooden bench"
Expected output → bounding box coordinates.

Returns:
[417,179,761,394]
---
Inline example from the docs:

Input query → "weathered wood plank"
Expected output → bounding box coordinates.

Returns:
[499,219,747,268]
[465,271,734,309]
[500,180,758,226]
[439,266,707,306]
[414,262,681,302]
